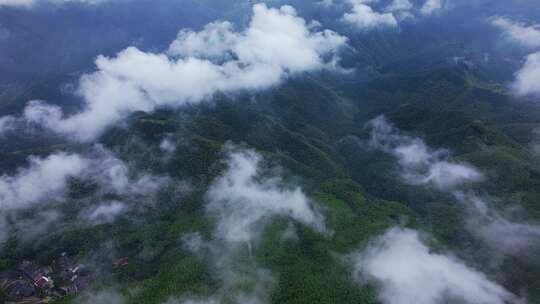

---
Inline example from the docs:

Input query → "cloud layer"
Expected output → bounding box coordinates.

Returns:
[20,4,346,141]
[354,228,516,304]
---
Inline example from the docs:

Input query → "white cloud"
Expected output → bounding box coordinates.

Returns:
[512,51,540,96]
[384,0,415,20]
[0,152,89,209]
[316,0,334,8]
[491,17,540,49]
[489,17,540,97]
[0,115,17,137]
[366,115,540,254]
[174,144,326,303]
[81,201,127,225]
[87,145,166,197]
[367,115,483,190]
[0,152,87,246]
[22,4,347,142]
[206,145,326,244]
[354,228,517,304]
[406,161,483,190]
[343,0,398,30]
[167,21,238,60]
[170,5,347,73]
[454,192,540,254]
[0,146,166,246]
[479,217,540,254]
[384,0,413,12]
[160,136,177,153]
[420,0,443,15]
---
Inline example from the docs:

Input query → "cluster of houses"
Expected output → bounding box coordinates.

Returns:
[0,254,130,303]
[0,255,95,303]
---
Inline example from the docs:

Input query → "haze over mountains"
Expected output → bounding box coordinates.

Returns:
[0,1,540,304]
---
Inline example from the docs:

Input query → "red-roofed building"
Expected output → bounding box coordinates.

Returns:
[34,276,53,290]
[113,257,129,269]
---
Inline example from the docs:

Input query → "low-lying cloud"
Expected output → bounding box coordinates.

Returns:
[0,152,86,244]
[87,145,166,197]
[0,115,17,137]
[385,0,413,12]
[367,115,483,190]
[367,115,540,254]
[206,145,326,244]
[454,192,540,254]
[0,145,166,245]
[491,17,540,49]
[490,17,540,97]
[80,201,127,225]
[420,0,444,16]
[342,0,398,30]
[339,0,447,30]
[159,136,177,154]
[385,0,414,20]
[512,51,540,97]
[0,152,88,209]
[21,4,347,142]
[353,228,517,304]
[175,144,327,303]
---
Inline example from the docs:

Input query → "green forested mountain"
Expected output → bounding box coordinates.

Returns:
[0,1,539,304]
